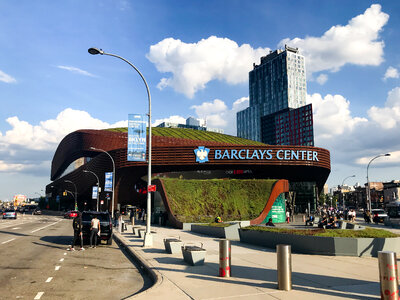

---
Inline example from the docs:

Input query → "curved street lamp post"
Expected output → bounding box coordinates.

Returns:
[367,153,390,212]
[88,47,153,247]
[341,175,355,211]
[64,180,78,211]
[83,170,100,211]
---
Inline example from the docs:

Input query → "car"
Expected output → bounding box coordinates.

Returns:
[371,209,388,223]
[64,210,79,219]
[3,209,17,219]
[81,211,113,245]
[33,208,42,215]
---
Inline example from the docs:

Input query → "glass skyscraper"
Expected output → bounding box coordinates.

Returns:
[237,45,313,146]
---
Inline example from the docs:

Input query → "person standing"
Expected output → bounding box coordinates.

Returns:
[90,215,101,248]
[68,212,84,251]
[286,210,290,223]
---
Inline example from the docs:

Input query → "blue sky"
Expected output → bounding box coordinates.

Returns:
[1,0,400,200]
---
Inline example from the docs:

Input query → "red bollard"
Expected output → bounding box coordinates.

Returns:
[219,239,231,277]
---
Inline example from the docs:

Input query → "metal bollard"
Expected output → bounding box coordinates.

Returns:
[219,239,231,277]
[277,244,292,291]
[378,251,399,299]
[131,216,135,226]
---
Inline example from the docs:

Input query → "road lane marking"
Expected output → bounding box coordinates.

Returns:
[59,258,64,262]
[34,292,44,299]
[12,227,21,229]
[1,238,16,244]
[55,266,60,271]
[31,219,62,233]
[45,277,53,283]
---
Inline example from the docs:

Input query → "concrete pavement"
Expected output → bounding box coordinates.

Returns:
[114,220,385,300]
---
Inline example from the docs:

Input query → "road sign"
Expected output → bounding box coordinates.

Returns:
[148,185,156,192]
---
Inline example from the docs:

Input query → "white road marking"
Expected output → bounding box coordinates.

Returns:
[31,219,62,233]
[64,252,67,255]
[45,277,53,283]
[34,292,44,299]
[1,238,16,244]
[55,266,61,271]
[12,227,21,229]
[59,258,64,262]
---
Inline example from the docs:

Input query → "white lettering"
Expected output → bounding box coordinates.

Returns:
[276,150,284,160]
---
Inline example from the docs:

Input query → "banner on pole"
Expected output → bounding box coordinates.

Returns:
[105,172,113,192]
[128,114,147,161]
[92,186,98,200]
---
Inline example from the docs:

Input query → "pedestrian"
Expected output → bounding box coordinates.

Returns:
[90,215,101,248]
[286,210,290,223]
[68,212,84,251]
[265,218,275,226]
[114,209,120,227]
[141,209,146,222]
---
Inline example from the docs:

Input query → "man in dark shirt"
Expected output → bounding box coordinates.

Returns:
[68,212,84,251]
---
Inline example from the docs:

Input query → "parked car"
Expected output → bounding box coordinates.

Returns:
[64,210,79,219]
[81,211,113,245]
[33,208,42,215]
[371,209,388,223]
[3,209,17,219]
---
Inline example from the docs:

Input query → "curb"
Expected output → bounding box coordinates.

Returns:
[113,232,164,299]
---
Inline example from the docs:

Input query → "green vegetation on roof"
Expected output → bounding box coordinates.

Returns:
[160,178,277,223]
[107,127,265,145]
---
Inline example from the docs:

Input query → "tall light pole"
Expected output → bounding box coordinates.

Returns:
[367,153,390,211]
[89,147,115,217]
[64,180,78,210]
[83,170,100,211]
[88,47,153,247]
[341,175,355,211]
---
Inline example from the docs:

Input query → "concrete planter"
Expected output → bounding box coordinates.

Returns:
[191,223,241,240]
[181,244,206,266]
[164,238,183,254]
[238,229,400,257]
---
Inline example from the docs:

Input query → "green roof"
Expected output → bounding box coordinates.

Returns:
[107,127,265,145]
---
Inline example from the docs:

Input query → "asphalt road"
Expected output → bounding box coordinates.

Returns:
[0,213,151,300]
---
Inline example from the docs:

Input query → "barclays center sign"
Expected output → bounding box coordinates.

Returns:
[194,146,319,164]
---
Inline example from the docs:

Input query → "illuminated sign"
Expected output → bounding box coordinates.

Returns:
[195,147,319,163]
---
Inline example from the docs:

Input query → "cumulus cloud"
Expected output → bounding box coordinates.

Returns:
[0,108,124,173]
[279,4,388,76]
[57,65,96,77]
[384,66,399,80]
[0,70,16,83]
[368,87,400,129]
[147,36,269,98]
[153,115,187,127]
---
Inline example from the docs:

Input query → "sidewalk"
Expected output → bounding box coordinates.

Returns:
[114,222,382,300]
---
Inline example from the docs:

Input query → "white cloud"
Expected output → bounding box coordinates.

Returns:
[0,70,16,83]
[316,74,328,85]
[147,36,269,98]
[383,66,399,80]
[368,87,400,129]
[152,115,187,126]
[57,65,96,77]
[279,4,389,75]
[0,108,124,173]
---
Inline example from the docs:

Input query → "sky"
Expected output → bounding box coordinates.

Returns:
[1,0,400,200]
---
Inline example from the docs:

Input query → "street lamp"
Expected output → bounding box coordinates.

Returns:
[64,180,78,210]
[88,47,153,247]
[83,170,100,211]
[367,153,390,211]
[341,175,355,211]
[89,147,115,218]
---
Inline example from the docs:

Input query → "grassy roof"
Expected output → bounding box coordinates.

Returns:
[107,127,265,145]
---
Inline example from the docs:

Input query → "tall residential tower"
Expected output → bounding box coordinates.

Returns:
[237,45,313,146]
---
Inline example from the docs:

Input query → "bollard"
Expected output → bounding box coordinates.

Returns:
[378,251,399,299]
[219,239,231,277]
[277,244,292,291]
[131,216,135,226]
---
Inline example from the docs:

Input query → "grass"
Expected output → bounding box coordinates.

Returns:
[161,178,277,223]
[107,127,266,145]
[195,223,232,227]
[242,226,399,238]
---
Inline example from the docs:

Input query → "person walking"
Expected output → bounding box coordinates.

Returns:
[68,212,84,251]
[90,215,101,248]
